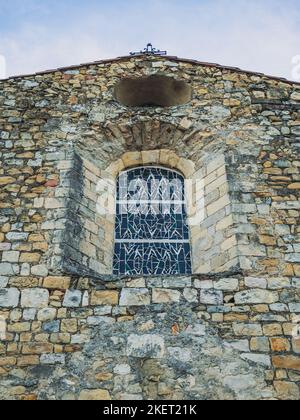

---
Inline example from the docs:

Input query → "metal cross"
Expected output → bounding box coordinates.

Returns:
[130,43,167,56]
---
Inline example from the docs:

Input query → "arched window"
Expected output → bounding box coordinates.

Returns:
[113,167,192,276]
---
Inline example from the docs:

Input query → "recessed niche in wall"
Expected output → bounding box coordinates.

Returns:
[114,75,192,107]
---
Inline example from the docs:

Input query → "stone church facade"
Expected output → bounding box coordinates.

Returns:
[0,52,299,400]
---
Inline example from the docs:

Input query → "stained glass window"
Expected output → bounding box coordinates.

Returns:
[113,167,192,276]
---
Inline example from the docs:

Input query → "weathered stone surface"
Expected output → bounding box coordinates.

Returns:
[127,334,165,358]
[0,263,18,276]
[233,323,263,337]
[21,289,49,308]
[245,277,267,289]
[43,277,70,290]
[114,364,131,375]
[0,54,298,401]
[91,291,119,306]
[162,278,192,288]
[235,289,278,304]
[37,308,57,321]
[63,290,82,308]
[40,354,66,365]
[200,289,223,305]
[0,288,20,308]
[214,278,239,291]
[250,337,270,352]
[168,347,192,362]
[225,340,250,352]
[31,265,49,277]
[87,316,115,326]
[183,288,198,303]
[119,289,150,306]
[223,375,257,393]
[274,381,300,400]
[270,338,290,352]
[78,389,111,401]
[0,277,8,288]
[152,289,180,304]
[272,356,300,371]
[241,353,271,368]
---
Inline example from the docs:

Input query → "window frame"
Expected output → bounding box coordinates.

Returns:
[113,165,193,277]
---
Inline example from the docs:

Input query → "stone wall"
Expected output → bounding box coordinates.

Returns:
[0,55,299,400]
[0,274,299,400]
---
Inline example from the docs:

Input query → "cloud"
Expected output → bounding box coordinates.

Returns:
[0,0,300,80]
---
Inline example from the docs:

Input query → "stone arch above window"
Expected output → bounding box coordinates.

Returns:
[113,166,192,276]
[44,148,239,279]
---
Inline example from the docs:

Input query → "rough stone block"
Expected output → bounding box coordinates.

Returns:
[274,381,300,400]
[250,337,270,352]
[43,321,60,333]
[120,289,150,306]
[245,277,267,289]
[0,288,20,308]
[183,288,198,303]
[235,289,278,304]
[152,289,181,304]
[263,324,283,336]
[37,308,57,321]
[162,277,192,288]
[270,338,291,352]
[21,289,49,308]
[78,389,111,401]
[114,364,131,375]
[214,278,239,291]
[0,276,8,288]
[31,265,49,277]
[2,251,20,263]
[63,290,82,308]
[43,277,71,290]
[127,334,165,358]
[233,323,263,336]
[272,355,300,371]
[91,291,119,306]
[0,263,18,276]
[241,353,271,368]
[22,343,53,355]
[200,289,223,305]
[87,316,115,326]
[40,354,66,365]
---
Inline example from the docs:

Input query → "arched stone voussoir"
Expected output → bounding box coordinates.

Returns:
[107,149,195,179]
[100,118,198,152]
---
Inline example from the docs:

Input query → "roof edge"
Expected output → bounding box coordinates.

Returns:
[1,54,300,87]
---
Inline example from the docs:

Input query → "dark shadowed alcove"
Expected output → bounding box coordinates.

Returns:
[114,75,192,107]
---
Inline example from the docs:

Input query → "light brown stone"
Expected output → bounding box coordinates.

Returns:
[95,373,113,382]
[121,152,142,168]
[152,289,181,304]
[263,324,283,336]
[272,356,300,371]
[0,177,16,186]
[78,389,111,400]
[259,235,277,246]
[91,291,119,306]
[61,319,78,333]
[43,277,71,290]
[22,343,53,355]
[270,338,291,352]
[288,183,300,190]
[274,381,300,400]
[0,357,16,367]
[292,338,300,354]
[17,356,40,367]
[19,253,41,263]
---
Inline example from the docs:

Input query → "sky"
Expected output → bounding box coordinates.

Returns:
[0,0,300,80]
